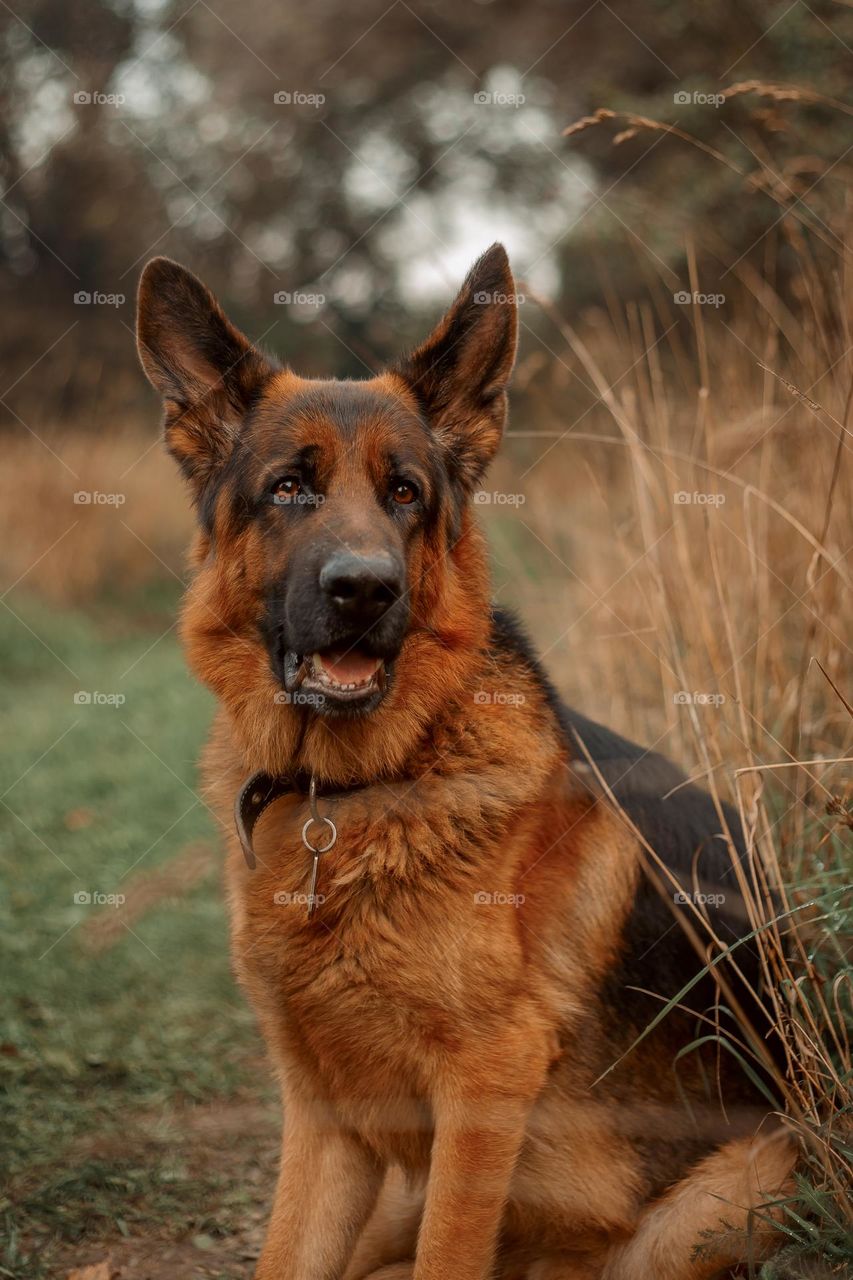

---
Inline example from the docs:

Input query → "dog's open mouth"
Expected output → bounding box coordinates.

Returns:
[283,646,388,708]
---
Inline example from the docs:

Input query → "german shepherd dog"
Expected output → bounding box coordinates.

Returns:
[136,246,794,1280]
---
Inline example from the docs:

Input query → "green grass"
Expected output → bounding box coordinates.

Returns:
[0,593,270,1277]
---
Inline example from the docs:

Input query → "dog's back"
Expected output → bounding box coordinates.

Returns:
[491,606,775,1083]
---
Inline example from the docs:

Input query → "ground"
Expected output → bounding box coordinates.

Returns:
[30,1098,278,1280]
[0,592,279,1279]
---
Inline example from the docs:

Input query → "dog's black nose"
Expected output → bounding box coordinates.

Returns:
[319,552,404,620]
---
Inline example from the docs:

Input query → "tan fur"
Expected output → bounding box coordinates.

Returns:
[601,1130,797,1280]
[342,1132,796,1280]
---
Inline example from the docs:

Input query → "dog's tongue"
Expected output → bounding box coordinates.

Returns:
[315,647,380,684]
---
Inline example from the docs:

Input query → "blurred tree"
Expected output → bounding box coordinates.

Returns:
[1,0,851,426]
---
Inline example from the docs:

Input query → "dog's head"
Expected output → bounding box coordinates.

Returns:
[137,246,517,777]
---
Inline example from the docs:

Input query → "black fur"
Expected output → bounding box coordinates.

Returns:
[489,606,777,1076]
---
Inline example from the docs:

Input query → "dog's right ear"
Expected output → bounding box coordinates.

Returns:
[136,258,275,491]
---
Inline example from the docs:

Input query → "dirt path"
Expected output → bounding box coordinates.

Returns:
[45,1099,279,1280]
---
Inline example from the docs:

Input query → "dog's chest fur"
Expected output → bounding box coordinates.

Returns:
[218,745,613,1164]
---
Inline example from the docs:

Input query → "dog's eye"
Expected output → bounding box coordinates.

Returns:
[271,476,302,503]
[391,480,418,505]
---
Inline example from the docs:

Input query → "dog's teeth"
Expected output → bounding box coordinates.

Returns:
[304,651,387,696]
[286,658,309,692]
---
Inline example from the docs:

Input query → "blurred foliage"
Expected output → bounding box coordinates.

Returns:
[1,0,852,425]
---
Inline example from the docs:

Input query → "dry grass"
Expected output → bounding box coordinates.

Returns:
[489,241,852,1266]
[0,430,191,606]
[485,86,853,1265]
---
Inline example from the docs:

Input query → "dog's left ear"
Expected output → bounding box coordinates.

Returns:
[393,243,518,490]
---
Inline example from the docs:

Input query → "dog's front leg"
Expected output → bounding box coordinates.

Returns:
[414,1032,549,1280]
[414,1096,529,1280]
[256,1101,382,1280]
